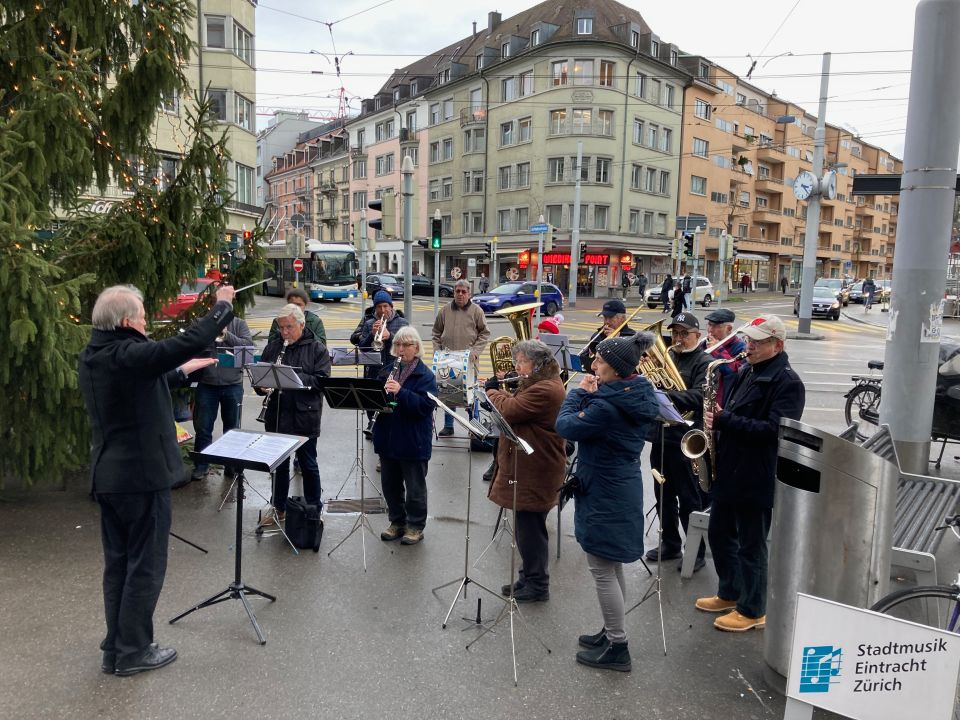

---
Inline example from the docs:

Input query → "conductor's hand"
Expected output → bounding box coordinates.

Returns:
[579,374,599,393]
[180,357,217,376]
[215,285,236,304]
[385,377,401,395]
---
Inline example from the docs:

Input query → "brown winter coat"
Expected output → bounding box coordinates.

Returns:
[486,365,567,512]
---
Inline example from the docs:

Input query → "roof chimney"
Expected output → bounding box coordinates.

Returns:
[488,11,501,31]
[472,21,477,36]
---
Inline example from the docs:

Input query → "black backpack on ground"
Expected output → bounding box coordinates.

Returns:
[285,496,323,552]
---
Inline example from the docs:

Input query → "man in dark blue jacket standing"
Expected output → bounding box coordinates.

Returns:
[697,315,805,632]
[79,283,236,676]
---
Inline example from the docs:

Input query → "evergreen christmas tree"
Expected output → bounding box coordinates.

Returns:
[0,1,263,486]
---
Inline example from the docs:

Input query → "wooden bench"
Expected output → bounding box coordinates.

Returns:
[680,425,960,582]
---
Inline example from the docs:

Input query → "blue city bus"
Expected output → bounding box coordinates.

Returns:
[262,241,359,301]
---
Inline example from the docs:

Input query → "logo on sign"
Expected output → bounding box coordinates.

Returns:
[799,646,843,693]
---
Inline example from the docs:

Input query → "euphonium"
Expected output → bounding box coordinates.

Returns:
[489,301,538,377]
[256,339,289,423]
[634,319,687,391]
[680,351,748,492]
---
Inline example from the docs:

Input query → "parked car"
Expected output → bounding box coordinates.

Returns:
[847,281,865,304]
[401,274,455,297]
[365,273,405,299]
[814,277,850,306]
[158,277,216,318]
[794,285,842,320]
[644,276,714,308]
[472,281,564,316]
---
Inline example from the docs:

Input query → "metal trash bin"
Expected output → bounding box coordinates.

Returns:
[763,418,900,691]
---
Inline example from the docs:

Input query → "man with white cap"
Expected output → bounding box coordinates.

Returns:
[696,315,805,632]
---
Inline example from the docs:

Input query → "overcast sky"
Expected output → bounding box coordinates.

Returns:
[254,0,923,159]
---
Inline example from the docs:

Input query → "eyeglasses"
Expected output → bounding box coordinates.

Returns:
[454,290,470,294]
[394,342,416,348]
[673,329,696,338]
[746,337,775,346]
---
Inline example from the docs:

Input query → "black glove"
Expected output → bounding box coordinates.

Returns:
[484,376,500,391]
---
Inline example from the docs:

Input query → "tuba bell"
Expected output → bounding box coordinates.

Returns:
[634,319,687,391]
[488,301,539,376]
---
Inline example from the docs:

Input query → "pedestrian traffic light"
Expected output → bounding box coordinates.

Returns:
[417,238,429,249]
[683,232,695,258]
[731,238,739,259]
[483,242,492,257]
[578,241,587,263]
[431,218,442,249]
[242,228,252,242]
[546,232,556,252]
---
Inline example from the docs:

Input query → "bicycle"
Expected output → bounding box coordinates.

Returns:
[843,362,883,441]
[870,515,960,632]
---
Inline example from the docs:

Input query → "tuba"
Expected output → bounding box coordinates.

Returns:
[488,301,539,376]
[634,319,687,391]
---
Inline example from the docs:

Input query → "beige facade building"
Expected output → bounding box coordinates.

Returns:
[677,62,901,290]
[62,0,260,270]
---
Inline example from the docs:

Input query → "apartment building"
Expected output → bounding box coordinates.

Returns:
[345,93,429,275]
[677,63,901,290]
[61,0,260,271]
[349,0,688,297]
[257,111,324,206]
[263,120,350,251]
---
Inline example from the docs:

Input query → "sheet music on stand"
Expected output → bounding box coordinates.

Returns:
[218,345,257,368]
[541,333,575,374]
[472,389,533,455]
[329,346,382,367]
[653,389,691,426]
[192,430,306,473]
[246,362,304,390]
[428,392,491,440]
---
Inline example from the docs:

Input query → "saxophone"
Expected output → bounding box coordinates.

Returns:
[256,339,289,423]
[680,351,748,492]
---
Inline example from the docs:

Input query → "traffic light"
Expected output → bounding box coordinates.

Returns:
[731,238,739,259]
[578,241,587,263]
[546,232,556,252]
[242,228,252,243]
[431,217,442,249]
[683,232,695,258]
[417,238,429,249]
[483,242,492,257]
[367,190,395,238]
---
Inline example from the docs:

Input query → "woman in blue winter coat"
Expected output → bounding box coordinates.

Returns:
[372,326,438,546]
[556,332,660,673]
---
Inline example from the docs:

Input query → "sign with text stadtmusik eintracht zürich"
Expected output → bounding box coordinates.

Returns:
[786,593,960,720]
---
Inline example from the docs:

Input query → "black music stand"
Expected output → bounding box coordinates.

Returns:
[171,429,306,645]
[321,376,392,571]
[463,390,550,686]
[428,392,500,630]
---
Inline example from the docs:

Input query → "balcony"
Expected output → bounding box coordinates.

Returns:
[350,147,367,158]
[295,184,312,198]
[756,143,786,163]
[319,181,338,194]
[752,207,783,224]
[460,108,486,127]
[399,128,420,144]
[755,175,784,193]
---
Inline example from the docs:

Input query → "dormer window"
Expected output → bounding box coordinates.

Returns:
[477,53,484,69]
[410,80,418,94]
[576,17,593,35]
[651,40,660,56]
[375,97,382,110]
[670,50,678,66]
[531,29,540,46]
[501,42,510,58]
[631,30,639,47]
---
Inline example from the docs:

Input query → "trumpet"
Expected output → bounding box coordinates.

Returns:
[372,313,388,352]
[255,339,289,423]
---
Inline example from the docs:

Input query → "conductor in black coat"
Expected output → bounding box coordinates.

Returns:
[256,303,332,526]
[79,283,236,676]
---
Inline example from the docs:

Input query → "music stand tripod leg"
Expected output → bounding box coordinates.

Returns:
[170,470,276,644]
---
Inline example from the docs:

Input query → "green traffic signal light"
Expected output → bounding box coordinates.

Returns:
[431,218,442,249]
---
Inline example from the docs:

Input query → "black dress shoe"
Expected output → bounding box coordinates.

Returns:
[482,463,496,482]
[437,427,454,437]
[511,586,549,603]
[501,581,525,596]
[678,556,707,573]
[115,644,178,677]
[101,652,116,674]
[644,547,682,562]
[576,640,631,672]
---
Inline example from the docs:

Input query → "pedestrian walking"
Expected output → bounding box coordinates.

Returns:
[660,273,673,314]
[780,276,788,295]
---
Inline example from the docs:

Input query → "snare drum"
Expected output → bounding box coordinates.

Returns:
[432,350,476,408]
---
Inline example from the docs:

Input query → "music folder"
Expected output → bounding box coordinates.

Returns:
[428,392,491,440]
[654,389,691,426]
[191,429,307,473]
[246,362,305,390]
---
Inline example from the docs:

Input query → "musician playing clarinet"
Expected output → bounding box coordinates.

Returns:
[255,303,331,529]
[374,326,437,546]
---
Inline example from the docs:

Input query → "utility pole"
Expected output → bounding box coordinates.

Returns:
[535,214,545,325]
[359,209,367,321]
[796,53,831,336]
[433,209,441,317]
[400,155,414,321]
[881,0,960,473]
[567,141,583,307]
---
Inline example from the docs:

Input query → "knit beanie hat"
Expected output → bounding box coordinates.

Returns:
[372,290,393,306]
[596,331,655,378]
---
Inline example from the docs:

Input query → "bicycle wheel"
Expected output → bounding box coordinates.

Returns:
[844,384,881,441]
[870,585,960,633]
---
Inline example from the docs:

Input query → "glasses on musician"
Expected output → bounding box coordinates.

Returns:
[394,341,416,348]
[454,289,470,294]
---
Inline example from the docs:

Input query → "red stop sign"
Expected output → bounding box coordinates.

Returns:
[292,258,304,272]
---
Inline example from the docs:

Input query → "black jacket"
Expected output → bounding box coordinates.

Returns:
[713,351,805,509]
[196,316,253,386]
[661,347,712,444]
[79,301,234,494]
[578,324,635,375]
[260,329,332,436]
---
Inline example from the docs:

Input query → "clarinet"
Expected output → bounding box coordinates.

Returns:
[371,361,402,425]
[256,339,289,423]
